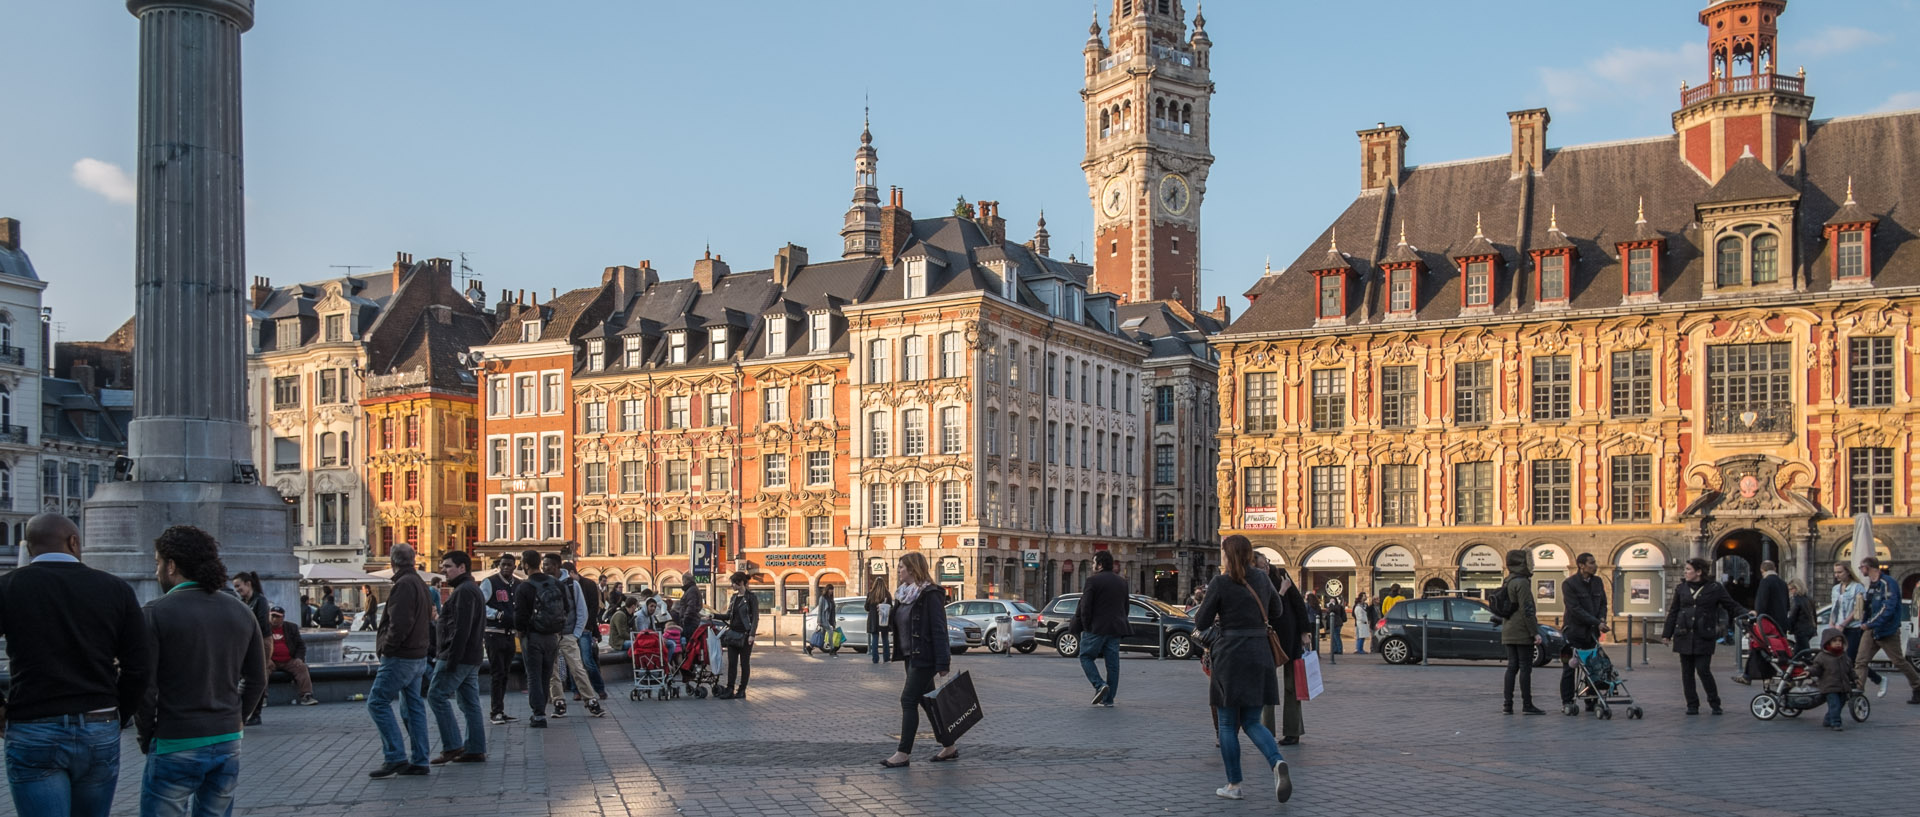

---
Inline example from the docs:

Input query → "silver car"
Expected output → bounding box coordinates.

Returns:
[946,599,1040,653]
[831,598,984,654]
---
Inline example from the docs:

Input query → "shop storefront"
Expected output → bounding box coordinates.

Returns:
[937,555,965,602]
[1529,543,1570,618]
[1614,542,1668,618]
[1370,545,1417,601]
[1302,547,1357,604]
[1457,544,1504,599]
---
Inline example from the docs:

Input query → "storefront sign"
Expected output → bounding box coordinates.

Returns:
[1244,508,1278,530]
[1255,547,1287,566]
[1304,547,1356,568]
[1532,544,1569,570]
[868,557,888,575]
[764,552,828,568]
[500,477,549,493]
[1459,545,1502,572]
[1616,543,1666,569]
[1022,550,1041,568]
[1373,545,1416,571]
[1838,537,1892,564]
[938,556,963,581]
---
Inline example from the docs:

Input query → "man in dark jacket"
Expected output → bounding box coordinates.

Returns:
[572,566,608,700]
[513,553,568,728]
[427,551,489,765]
[138,525,266,817]
[366,543,433,779]
[266,606,319,706]
[1737,560,1791,684]
[483,554,522,724]
[1073,551,1131,707]
[1559,553,1609,711]
[314,591,343,629]
[0,513,149,817]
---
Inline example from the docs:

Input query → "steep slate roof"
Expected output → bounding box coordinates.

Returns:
[485,286,608,346]
[1223,109,1920,337]
[1119,299,1223,363]
[0,243,37,282]
[41,377,126,446]
[251,273,401,348]
[369,307,497,395]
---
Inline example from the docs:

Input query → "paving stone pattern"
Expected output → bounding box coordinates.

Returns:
[5,646,1912,816]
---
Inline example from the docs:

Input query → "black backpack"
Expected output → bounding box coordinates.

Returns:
[529,578,571,635]
[1487,582,1517,619]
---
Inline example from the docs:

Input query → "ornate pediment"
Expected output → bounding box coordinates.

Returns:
[1680,454,1821,520]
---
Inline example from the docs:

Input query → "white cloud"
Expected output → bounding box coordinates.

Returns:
[1875,91,1920,113]
[1538,42,1695,113]
[72,158,136,205]
[1799,26,1889,57]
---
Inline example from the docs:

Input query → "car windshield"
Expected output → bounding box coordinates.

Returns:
[1013,602,1038,613]
[1144,599,1187,616]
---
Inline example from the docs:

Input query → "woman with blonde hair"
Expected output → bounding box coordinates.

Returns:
[1830,560,1884,693]
[879,552,958,767]
[864,577,895,664]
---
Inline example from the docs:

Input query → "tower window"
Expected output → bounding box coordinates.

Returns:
[1158,0,1171,13]
[1110,240,1118,257]
[1171,237,1179,255]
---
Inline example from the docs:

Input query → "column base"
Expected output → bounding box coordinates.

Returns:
[81,479,297,605]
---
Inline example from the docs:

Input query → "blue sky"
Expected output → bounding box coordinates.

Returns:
[4,1,1917,342]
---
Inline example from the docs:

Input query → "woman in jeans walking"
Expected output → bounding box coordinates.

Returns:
[1829,561,1884,692]
[713,572,758,700]
[880,552,959,767]
[1193,535,1293,803]
[864,578,894,663]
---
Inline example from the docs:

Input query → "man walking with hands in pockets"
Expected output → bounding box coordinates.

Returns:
[1074,551,1131,707]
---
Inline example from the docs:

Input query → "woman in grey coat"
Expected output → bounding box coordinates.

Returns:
[1192,535,1292,803]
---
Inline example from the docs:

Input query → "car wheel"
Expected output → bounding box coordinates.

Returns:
[1056,633,1080,658]
[984,631,1004,653]
[1166,632,1195,660]
[1532,644,1552,667]
[1015,641,1038,654]
[1380,637,1411,665]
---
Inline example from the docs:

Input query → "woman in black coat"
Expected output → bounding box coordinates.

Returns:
[864,577,894,664]
[1257,561,1312,746]
[713,571,759,700]
[1193,535,1292,803]
[880,552,957,767]
[1661,557,1749,715]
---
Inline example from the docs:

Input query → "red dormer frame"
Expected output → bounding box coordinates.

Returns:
[1311,268,1348,320]
[1454,252,1501,310]
[1530,248,1576,304]
[1615,237,1664,298]
[1379,259,1424,318]
[1824,221,1876,283]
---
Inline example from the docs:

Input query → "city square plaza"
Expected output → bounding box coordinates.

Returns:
[2,644,1908,817]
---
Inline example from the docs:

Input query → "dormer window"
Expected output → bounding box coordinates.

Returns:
[1836,230,1867,280]
[905,259,927,299]
[709,327,728,361]
[1316,274,1344,319]
[324,314,347,343]
[1710,224,1781,289]
[1388,269,1413,313]
[669,332,687,365]
[622,337,642,367]
[1825,182,1878,287]
[1627,248,1655,293]
[276,319,301,350]
[1463,261,1491,308]
[588,342,605,371]
[809,313,830,351]
[1537,253,1568,302]
[767,319,786,356]
[520,320,541,342]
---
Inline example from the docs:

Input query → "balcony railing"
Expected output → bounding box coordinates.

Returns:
[0,425,27,445]
[1707,401,1795,435]
[0,346,23,367]
[1681,72,1805,107]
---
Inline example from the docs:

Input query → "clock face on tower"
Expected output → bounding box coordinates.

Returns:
[1101,177,1128,219]
[1159,173,1190,215]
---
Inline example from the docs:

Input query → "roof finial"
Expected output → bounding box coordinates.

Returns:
[1473,212,1484,239]
[1843,176,1856,206]
[1549,205,1559,232]
[1636,197,1646,224]
[1398,220,1408,246]
[1264,256,1272,276]
[1739,143,1755,160]
[1037,208,1047,228]
[1329,227,1339,254]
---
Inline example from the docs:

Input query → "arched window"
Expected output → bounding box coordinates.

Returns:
[1715,236,1744,286]
[1154,98,1166,123]
[1181,103,1193,134]
[1098,109,1109,139]
[1751,234,1779,283]
[1120,100,1131,131]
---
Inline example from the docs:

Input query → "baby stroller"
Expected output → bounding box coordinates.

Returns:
[1561,644,1643,720]
[628,630,677,701]
[1747,615,1872,723]
[676,620,724,698]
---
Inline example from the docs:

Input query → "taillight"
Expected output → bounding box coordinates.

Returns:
[1014,615,1031,621]
[1374,618,1385,630]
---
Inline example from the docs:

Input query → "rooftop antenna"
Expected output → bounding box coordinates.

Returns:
[329,264,372,276]
[454,251,479,287]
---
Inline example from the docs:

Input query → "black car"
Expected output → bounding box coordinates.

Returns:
[1034,594,1200,659]
[1374,597,1565,667]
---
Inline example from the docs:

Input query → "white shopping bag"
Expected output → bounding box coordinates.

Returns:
[1294,650,1325,701]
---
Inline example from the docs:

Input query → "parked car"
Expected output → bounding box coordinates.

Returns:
[1034,594,1199,659]
[832,598,985,655]
[946,599,1041,653]
[1374,596,1564,666]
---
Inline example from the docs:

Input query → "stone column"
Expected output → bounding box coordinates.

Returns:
[84,0,296,604]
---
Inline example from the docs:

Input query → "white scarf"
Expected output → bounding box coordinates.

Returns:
[895,581,927,607]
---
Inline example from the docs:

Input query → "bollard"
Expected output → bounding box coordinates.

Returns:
[1641,617,1649,666]
[1157,615,1167,660]
[1624,616,1633,672]
[1420,621,1429,667]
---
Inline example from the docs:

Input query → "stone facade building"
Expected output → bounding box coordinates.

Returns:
[1213,0,1920,623]
[1122,298,1225,600]
[39,376,129,530]
[0,218,48,558]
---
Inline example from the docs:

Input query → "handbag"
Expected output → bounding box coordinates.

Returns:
[720,628,748,650]
[919,671,984,746]
[1241,579,1290,665]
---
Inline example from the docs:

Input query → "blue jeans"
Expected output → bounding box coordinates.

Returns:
[870,630,892,663]
[1330,627,1343,655]
[5,717,121,817]
[578,635,608,697]
[427,662,486,756]
[367,656,430,766]
[1079,633,1121,704]
[1355,634,1366,653]
[139,740,239,817]
[1824,692,1845,727]
[1216,705,1285,785]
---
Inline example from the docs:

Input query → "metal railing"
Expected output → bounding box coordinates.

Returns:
[1706,400,1795,435]
[0,425,27,445]
[1681,72,1805,107]
[0,346,23,367]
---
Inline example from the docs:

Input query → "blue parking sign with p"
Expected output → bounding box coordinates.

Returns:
[692,532,716,578]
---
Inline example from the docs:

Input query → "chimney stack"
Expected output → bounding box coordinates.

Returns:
[1210,295,1232,324]
[250,275,273,309]
[881,187,914,263]
[72,359,97,396]
[773,243,808,288]
[1357,124,1409,192]
[693,249,731,293]
[390,251,413,290]
[0,217,19,251]
[1507,108,1549,176]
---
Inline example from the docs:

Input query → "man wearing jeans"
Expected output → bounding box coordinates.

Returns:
[367,543,434,779]
[0,513,150,817]
[1073,551,1131,707]
[428,551,489,764]
[1854,557,1920,704]
[138,525,267,817]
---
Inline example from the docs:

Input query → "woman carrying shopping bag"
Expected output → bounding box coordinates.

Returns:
[880,553,960,767]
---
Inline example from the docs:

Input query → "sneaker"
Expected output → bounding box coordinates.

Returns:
[1907,690,1920,705]
[1102,701,1114,708]
[551,702,567,718]
[368,761,410,780]
[1214,786,1243,801]
[430,750,465,766]
[1521,705,1546,715]
[451,753,488,763]
[529,718,548,729]
[400,765,430,776]
[498,712,518,722]
[1710,706,1724,716]
[1685,706,1700,715]
[1878,677,1890,698]
[489,713,509,725]
[244,713,262,727]
[586,700,606,718]
[296,694,319,706]
[1273,760,1293,804]
[1731,675,1750,686]
[1091,685,1109,706]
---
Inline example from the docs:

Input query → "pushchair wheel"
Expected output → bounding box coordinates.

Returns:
[1749,693,1779,720]
[1848,695,1870,723]
[692,686,707,699]
[629,689,640,701]
[1598,709,1612,720]
[1628,707,1643,719]
[1561,704,1579,716]
[1779,707,1800,718]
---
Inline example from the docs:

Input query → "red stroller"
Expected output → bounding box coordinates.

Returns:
[677,621,724,698]
[628,630,676,701]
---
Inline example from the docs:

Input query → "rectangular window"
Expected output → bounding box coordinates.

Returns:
[870,485,892,527]
[1046,354,1058,397]
[488,498,509,541]
[1311,369,1346,432]
[585,522,608,557]
[1850,447,1895,515]
[1125,437,1136,476]
[276,319,301,350]
[1381,365,1417,428]
[1539,254,1566,301]
[1706,342,1792,434]
[1628,247,1655,294]
[868,339,890,383]
[762,518,788,549]
[272,376,300,410]
[668,520,690,556]
[515,375,535,415]
[515,437,536,475]
[1243,466,1277,509]
[940,407,962,454]
[1154,505,1175,543]
[707,393,730,426]
[940,332,962,378]
[706,458,729,491]
[903,336,925,381]
[1530,356,1571,421]
[404,470,420,501]
[316,369,337,404]
[1046,421,1058,464]
[1610,350,1653,418]
[543,374,562,414]
[622,520,644,555]
[488,376,508,417]
[763,453,788,488]
[583,402,607,433]
[762,387,786,423]
[710,328,728,361]
[1455,461,1493,524]
[668,333,686,365]
[1245,372,1278,433]
[1380,464,1418,526]
[903,409,927,456]
[766,320,786,356]
[1836,230,1866,279]
[541,434,562,474]
[1464,260,1490,306]
[1125,374,1136,413]
[404,415,421,448]
[1029,419,1041,462]
[807,451,831,485]
[1318,275,1342,318]
[540,497,562,539]
[1310,466,1346,528]
[806,516,831,547]
[620,460,644,494]
[379,472,393,501]
[1611,454,1652,522]
[1389,268,1413,313]
[489,438,508,476]
[1154,445,1175,485]
[324,313,345,343]
[666,396,689,429]
[985,410,999,456]
[620,399,643,431]
[905,260,926,299]
[515,497,536,540]
[666,460,689,492]
[810,313,830,351]
[623,336,643,368]
[464,472,478,502]
[941,482,963,526]
[582,462,607,495]
[1454,361,1492,425]
[807,384,831,420]
[1531,459,1571,523]
[1155,385,1175,424]
[1849,336,1894,408]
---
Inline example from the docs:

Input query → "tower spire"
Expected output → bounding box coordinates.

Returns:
[1032,210,1051,257]
[840,111,882,259]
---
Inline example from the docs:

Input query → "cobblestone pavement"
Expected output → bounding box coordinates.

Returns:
[6,644,1914,816]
